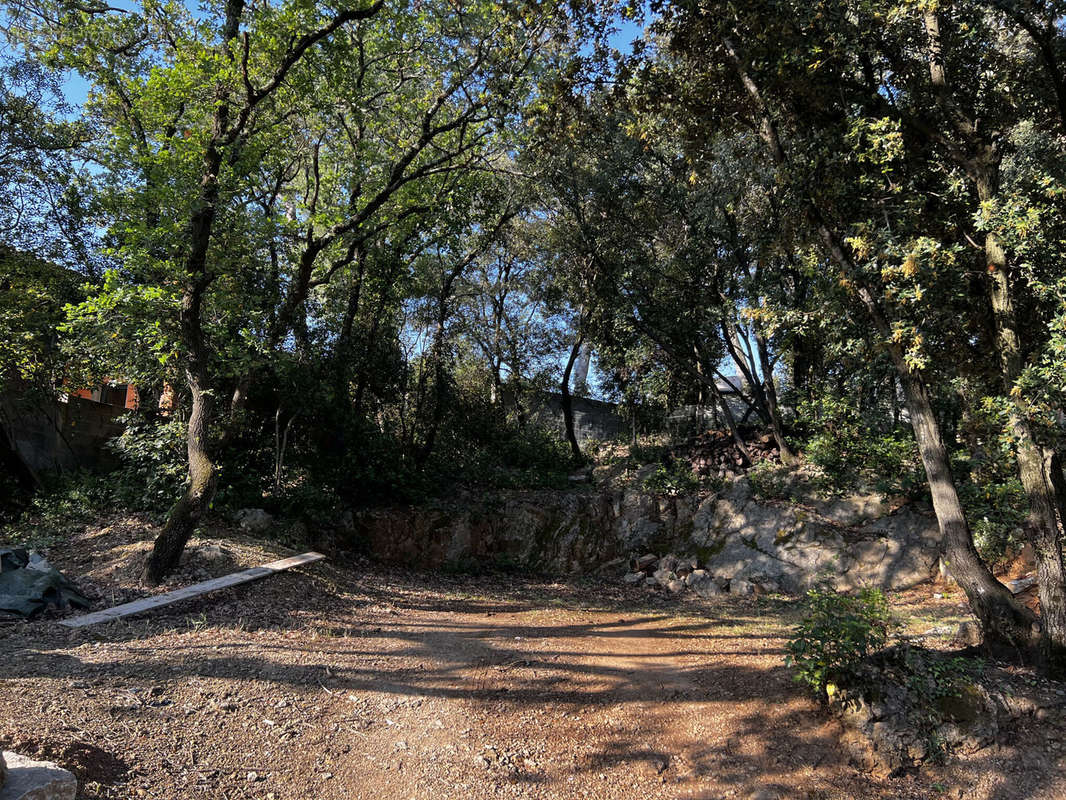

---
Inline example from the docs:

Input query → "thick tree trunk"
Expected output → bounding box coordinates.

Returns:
[720,33,1037,652]
[143,377,217,584]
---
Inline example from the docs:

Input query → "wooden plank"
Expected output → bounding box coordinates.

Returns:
[60,551,325,629]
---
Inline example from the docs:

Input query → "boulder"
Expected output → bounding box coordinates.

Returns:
[666,579,686,594]
[235,508,273,532]
[684,569,708,587]
[692,579,721,598]
[0,752,77,800]
[729,578,755,596]
[657,554,679,573]
[653,569,677,587]
[622,572,645,584]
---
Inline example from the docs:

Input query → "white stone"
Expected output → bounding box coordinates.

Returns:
[0,752,77,800]
[235,508,274,532]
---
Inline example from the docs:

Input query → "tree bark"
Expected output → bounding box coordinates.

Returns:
[979,174,1066,671]
[143,0,244,584]
[560,329,584,463]
[144,376,217,583]
[721,33,1037,651]
[754,327,798,464]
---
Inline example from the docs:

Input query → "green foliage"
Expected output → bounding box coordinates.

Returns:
[0,470,110,550]
[747,460,802,500]
[785,587,894,695]
[105,412,187,514]
[957,475,1027,566]
[641,461,700,497]
[798,395,924,497]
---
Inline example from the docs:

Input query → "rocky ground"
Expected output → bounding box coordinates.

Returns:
[1,515,1063,799]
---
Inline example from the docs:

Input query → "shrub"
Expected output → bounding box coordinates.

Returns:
[0,470,111,549]
[106,412,187,514]
[747,460,796,500]
[785,587,894,695]
[798,396,924,497]
[641,462,699,496]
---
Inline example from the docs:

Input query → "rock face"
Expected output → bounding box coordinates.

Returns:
[348,475,941,592]
[0,752,77,800]
[826,647,1063,771]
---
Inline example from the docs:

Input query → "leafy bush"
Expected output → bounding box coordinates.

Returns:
[956,476,1027,566]
[785,587,894,695]
[641,461,699,496]
[105,412,187,514]
[799,396,924,497]
[0,470,111,548]
[748,460,800,500]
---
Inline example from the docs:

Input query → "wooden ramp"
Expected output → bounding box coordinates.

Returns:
[60,551,325,629]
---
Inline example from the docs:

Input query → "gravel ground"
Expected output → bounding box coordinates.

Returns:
[1,516,1064,799]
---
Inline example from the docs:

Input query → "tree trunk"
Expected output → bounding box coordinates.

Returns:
[561,331,584,463]
[720,33,1037,652]
[754,327,797,464]
[898,367,1038,650]
[143,377,217,583]
[981,176,1066,670]
[142,0,243,585]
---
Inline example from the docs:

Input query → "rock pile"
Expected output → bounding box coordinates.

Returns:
[827,646,1066,772]
[621,552,760,597]
[682,430,780,479]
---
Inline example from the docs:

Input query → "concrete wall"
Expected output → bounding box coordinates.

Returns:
[0,394,125,475]
[529,392,625,442]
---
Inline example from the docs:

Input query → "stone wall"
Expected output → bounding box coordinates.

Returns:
[348,476,942,592]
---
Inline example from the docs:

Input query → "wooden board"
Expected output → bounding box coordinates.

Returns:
[59,551,325,628]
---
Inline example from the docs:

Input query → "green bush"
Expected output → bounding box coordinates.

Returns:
[747,460,796,500]
[105,412,187,514]
[0,470,111,549]
[799,396,924,497]
[785,587,894,695]
[641,462,699,496]
[956,476,1027,565]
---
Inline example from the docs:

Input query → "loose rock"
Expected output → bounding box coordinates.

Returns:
[729,578,755,596]
[0,751,77,800]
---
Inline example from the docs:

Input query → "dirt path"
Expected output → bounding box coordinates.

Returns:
[1,523,1063,799]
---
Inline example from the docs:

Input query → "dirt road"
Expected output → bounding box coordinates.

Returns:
[0,523,1062,799]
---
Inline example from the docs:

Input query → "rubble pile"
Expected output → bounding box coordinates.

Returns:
[678,430,780,480]
[621,552,761,597]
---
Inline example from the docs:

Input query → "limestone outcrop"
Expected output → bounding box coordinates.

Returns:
[347,473,942,593]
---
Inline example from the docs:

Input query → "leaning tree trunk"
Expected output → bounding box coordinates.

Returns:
[720,33,1037,653]
[982,194,1066,671]
[560,331,584,463]
[143,373,218,584]
[754,327,798,464]
[899,367,1038,650]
